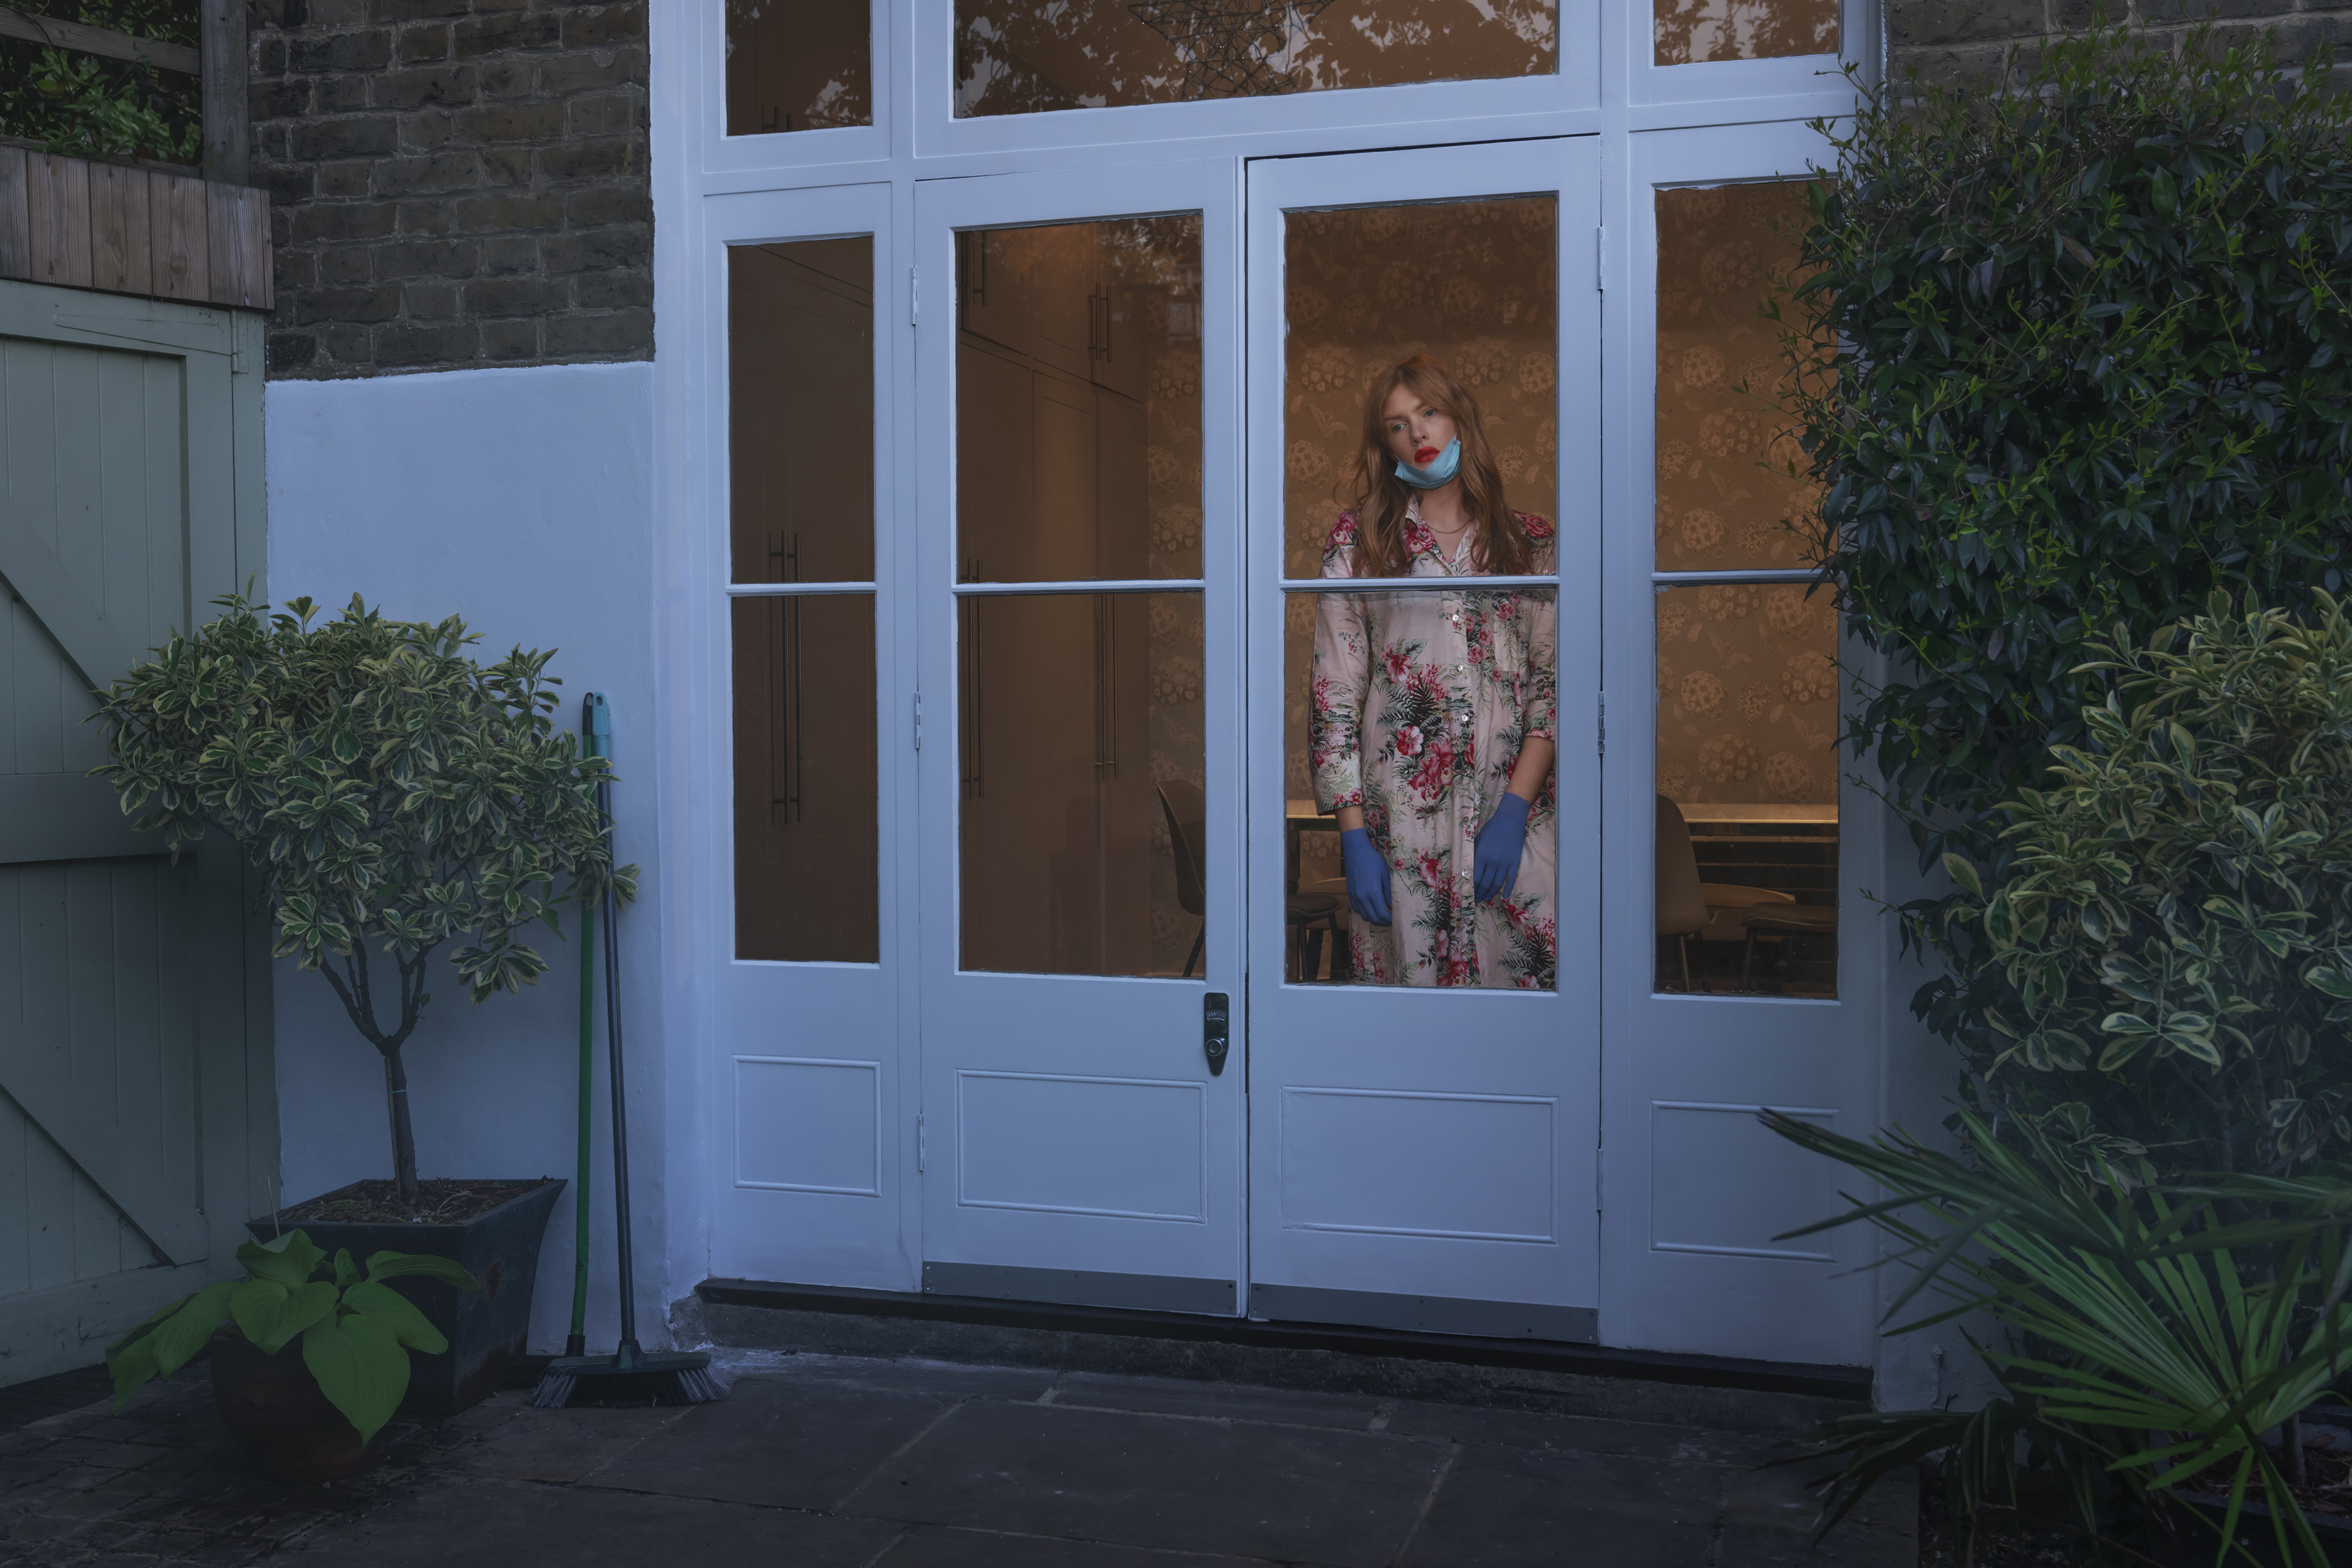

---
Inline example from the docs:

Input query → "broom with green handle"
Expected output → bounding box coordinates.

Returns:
[562,692,603,1358]
[532,693,726,1408]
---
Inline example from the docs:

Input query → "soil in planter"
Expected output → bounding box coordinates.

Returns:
[1914,1430,2352,1566]
[278,1177,555,1227]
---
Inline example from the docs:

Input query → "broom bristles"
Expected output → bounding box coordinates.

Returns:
[527,1351,728,1410]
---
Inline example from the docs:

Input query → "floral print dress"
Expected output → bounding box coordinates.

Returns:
[1310,503,1559,989]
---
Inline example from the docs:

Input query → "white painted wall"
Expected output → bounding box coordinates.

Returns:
[264,360,673,1353]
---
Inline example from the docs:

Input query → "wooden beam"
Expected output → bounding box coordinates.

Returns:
[0,5,200,74]
[0,485,151,695]
[0,146,28,278]
[200,0,245,186]
[0,775,174,865]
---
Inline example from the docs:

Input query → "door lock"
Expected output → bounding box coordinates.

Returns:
[1203,991,1229,1077]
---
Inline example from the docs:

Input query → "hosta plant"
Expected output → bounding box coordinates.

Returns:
[93,594,638,1207]
[105,1230,480,1444]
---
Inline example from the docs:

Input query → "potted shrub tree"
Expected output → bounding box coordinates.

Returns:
[107,1229,481,1481]
[93,593,636,1415]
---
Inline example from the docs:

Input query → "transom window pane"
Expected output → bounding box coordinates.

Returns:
[726,0,872,135]
[955,1,1557,118]
[1655,0,1837,64]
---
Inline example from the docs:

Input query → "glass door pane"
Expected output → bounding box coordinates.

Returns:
[954,215,1205,979]
[1279,195,1560,989]
[728,235,880,962]
[1648,180,1838,997]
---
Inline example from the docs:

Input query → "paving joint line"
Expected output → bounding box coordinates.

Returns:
[827,1396,974,1514]
[1386,1439,1462,1567]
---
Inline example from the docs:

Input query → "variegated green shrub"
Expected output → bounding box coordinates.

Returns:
[93,594,637,1206]
[1942,594,2352,1176]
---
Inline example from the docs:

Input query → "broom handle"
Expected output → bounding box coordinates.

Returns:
[602,775,636,1349]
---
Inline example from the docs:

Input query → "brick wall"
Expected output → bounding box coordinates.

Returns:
[1889,0,2352,88]
[249,0,651,378]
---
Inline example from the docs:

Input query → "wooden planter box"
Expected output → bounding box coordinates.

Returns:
[0,145,269,309]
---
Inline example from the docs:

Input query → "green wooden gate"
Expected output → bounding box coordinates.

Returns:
[0,278,274,1386]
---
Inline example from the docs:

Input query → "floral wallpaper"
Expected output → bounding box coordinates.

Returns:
[1653,181,1837,807]
[1654,180,1820,574]
[1279,196,1560,887]
[1654,583,1838,805]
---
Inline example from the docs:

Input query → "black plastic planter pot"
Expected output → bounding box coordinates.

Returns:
[250,1177,564,1418]
[2163,1494,2352,1567]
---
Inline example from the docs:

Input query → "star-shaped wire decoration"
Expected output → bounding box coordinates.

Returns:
[1128,1,1336,100]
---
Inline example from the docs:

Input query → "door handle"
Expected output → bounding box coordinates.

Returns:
[1203,991,1229,1077]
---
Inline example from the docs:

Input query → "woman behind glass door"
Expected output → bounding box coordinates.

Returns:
[1310,356,1557,988]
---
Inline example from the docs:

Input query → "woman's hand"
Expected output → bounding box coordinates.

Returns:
[1473,793,1531,904]
[1339,827,1392,926]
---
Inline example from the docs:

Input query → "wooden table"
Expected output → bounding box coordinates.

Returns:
[1285,798,1339,893]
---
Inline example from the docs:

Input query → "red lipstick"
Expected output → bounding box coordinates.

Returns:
[1414,445,1440,465]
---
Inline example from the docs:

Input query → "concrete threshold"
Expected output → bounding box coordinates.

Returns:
[674,1277,1872,1438]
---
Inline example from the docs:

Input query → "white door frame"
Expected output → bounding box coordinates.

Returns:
[697,180,922,1291]
[1597,118,1879,1367]
[910,158,1249,1312]
[1242,138,1606,1339]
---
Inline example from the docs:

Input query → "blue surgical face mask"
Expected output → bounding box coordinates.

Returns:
[1393,438,1461,490]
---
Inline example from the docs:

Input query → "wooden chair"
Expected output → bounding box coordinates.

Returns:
[1157,781,1210,978]
[1654,796,1795,991]
[1157,781,1339,981]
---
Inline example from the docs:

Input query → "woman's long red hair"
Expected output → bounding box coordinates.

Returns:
[1341,356,1532,578]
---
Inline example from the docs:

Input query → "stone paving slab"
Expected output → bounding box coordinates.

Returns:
[0,1352,1917,1567]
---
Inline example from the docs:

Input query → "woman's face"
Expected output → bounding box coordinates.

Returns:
[1380,384,1458,470]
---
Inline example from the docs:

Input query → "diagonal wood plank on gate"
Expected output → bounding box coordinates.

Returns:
[0,486,152,695]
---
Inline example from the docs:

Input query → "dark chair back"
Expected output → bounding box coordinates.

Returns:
[1157,780,1207,919]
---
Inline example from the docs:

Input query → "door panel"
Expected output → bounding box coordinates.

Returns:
[0,284,272,1384]
[917,163,1242,1314]
[1244,140,1603,1341]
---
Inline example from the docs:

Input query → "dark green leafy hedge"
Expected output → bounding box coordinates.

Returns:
[1782,28,2352,1145]
[1790,26,2352,864]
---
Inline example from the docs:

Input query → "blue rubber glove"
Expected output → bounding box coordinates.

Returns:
[1473,793,1532,905]
[1339,827,1392,926]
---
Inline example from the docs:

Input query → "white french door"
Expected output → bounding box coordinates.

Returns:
[912,161,1248,1314]
[1242,141,1606,1339]
[1597,122,1880,1368]
[703,181,915,1293]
